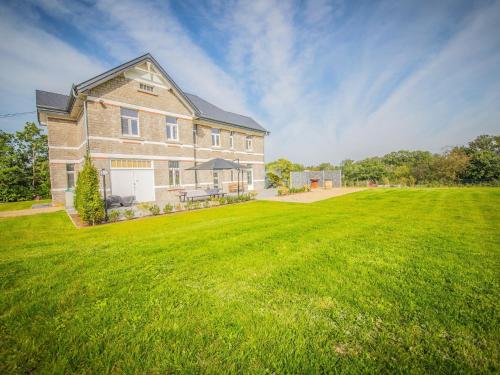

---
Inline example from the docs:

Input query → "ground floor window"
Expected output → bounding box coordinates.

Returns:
[169,161,181,186]
[247,164,253,189]
[66,164,75,189]
[213,171,220,189]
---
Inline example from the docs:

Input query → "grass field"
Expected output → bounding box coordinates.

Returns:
[0,199,51,212]
[0,188,498,373]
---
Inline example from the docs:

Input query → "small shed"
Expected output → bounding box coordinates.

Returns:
[290,170,342,189]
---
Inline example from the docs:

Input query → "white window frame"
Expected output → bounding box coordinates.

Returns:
[139,82,154,93]
[213,171,220,189]
[166,117,179,142]
[229,131,234,149]
[168,161,181,187]
[66,164,75,189]
[120,108,140,137]
[211,128,221,147]
[245,136,253,151]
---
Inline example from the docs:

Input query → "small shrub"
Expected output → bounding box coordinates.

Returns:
[175,203,183,211]
[124,209,135,220]
[148,204,160,215]
[137,203,152,214]
[218,197,227,205]
[193,201,201,209]
[74,154,105,225]
[186,201,194,210]
[108,210,121,222]
[163,203,173,213]
[277,186,289,196]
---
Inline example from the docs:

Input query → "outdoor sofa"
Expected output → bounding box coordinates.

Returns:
[105,195,135,209]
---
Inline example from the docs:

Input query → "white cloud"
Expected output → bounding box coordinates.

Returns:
[0,3,104,131]
[1,0,499,163]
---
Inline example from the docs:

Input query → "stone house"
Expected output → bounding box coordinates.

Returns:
[35,54,268,206]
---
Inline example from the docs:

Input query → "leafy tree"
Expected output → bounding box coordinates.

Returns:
[462,135,500,182]
[74,154,105,225]
[266,158,304,186]
[0,123,49,201]
[431,148,469,183]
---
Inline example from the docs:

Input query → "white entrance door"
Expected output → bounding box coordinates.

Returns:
[247,168,254,191]
[111,169,155,202]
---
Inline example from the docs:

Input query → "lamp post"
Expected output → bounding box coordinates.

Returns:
[100,168,108,221]
[233,158,240,196]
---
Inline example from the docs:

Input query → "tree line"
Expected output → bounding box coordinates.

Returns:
[1,122,50,202]
[267,134,499,186]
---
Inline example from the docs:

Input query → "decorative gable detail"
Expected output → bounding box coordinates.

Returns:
[124,61,171,90]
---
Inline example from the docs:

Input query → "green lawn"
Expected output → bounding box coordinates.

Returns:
[0,199,51,212]
[0,188,498,373]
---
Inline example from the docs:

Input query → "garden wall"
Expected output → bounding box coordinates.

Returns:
[290,170,342,189]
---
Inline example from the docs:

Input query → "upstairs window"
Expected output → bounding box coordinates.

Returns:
[139,83,154,93]
[120,108,139,136]
[245,136,253,151]
[211,128,220,147]
[229,131,234,149]
[166,116,178,141]
[66,164,75,189]
[168,161,181,186]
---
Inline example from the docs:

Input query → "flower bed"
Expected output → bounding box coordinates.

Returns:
[277,185,311,196]
[106,192,257,223]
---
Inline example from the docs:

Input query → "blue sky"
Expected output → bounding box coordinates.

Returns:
[0,0,499,164]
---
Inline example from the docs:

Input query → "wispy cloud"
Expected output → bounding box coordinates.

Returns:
[0,0,499,162]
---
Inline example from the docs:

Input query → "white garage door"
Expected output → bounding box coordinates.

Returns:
[110,160,155,202]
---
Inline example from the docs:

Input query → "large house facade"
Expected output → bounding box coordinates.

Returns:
[36,54,268,206]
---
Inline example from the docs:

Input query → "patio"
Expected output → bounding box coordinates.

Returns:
[257,187,366,203]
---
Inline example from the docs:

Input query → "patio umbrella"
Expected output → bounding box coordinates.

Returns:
[187,158,247,194]
[186,158,247,171]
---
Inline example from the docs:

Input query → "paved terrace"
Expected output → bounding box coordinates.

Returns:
[258,187,366,203]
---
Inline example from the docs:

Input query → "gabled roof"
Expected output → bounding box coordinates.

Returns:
[35,90,70,113]
[35,53,267,133]
[185,93,266,133]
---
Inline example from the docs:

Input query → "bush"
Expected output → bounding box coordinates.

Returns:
[277,186,289,196]
[149,204,160,215]
[163,203,173,213]
[218,197,227,205]
[175,203,183,211]
[108,210,121,222]
[137,203,152,214]
[74,154,105,225]
[124,209,135,220]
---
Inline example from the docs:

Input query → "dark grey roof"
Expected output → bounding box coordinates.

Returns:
[186,158,247,170]
[36,53,267,133]
[35,90,70,112]
[185,93,266,133]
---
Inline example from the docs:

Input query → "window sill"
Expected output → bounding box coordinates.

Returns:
[137,89,158,96]
[166,140,181,144]
[120,136,144,140]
